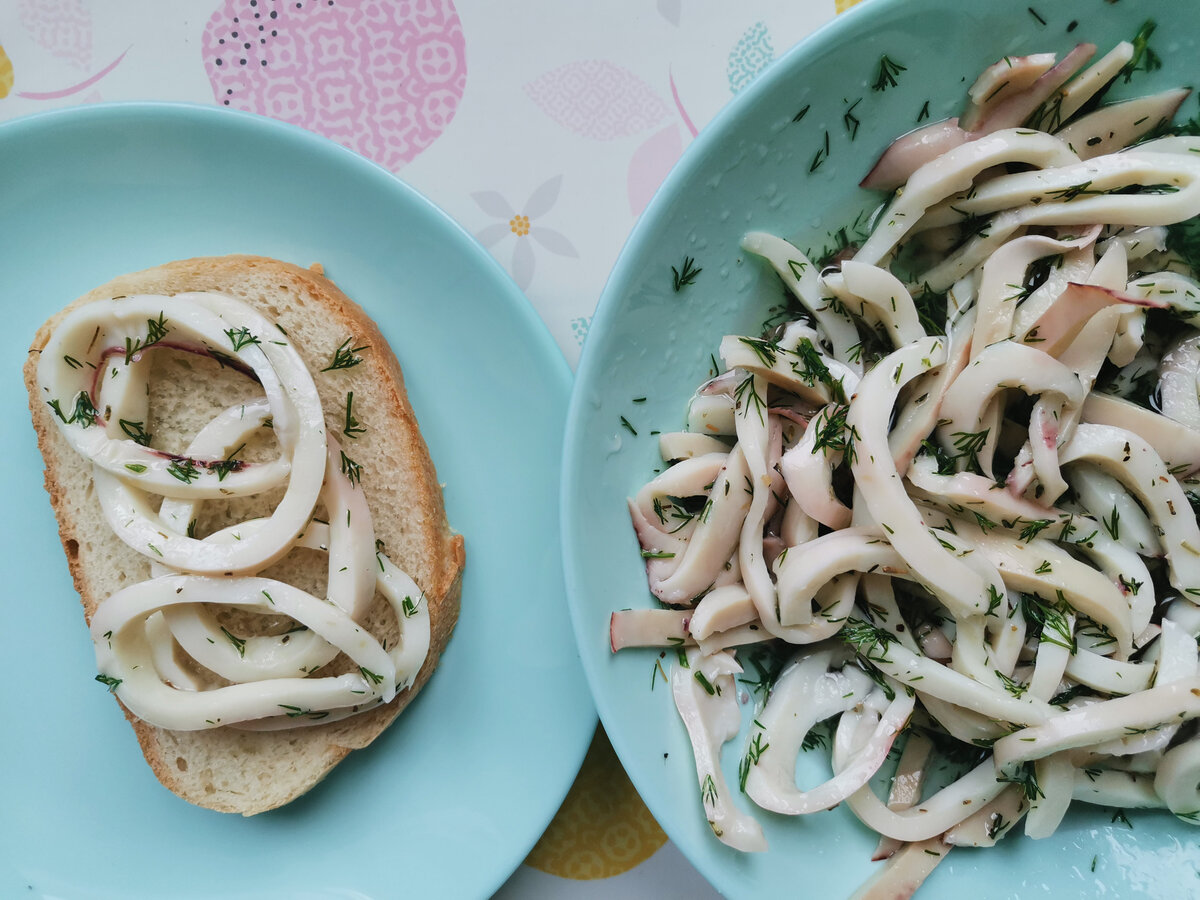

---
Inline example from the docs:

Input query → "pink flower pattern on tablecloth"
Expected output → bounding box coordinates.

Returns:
[201,0,467,171]
[522,22,778,219]
[11,1,129,102]
[473,176,579,291]
[523,60,669,141]
[19,0,92,69]
[522,59,701,217]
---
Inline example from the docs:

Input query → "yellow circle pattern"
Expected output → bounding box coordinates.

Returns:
[0,46,13,99]
[525,725,667,879]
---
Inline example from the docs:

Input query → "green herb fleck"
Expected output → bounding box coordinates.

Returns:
[224,326,261,351]
[340,450,363,486]
[998,760,1044,800]
[119,419,152,446]
[322,337,369,371]
[359,666,385,686]
[343,392,366,439]
[220,626,246,658]
[872,55,907,92]
[95,673,122,693]
[167,458,201,484]
[672,256,702,291]
[1119,20,1161,83]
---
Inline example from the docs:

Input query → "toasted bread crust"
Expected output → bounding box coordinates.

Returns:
[24,256,464,814]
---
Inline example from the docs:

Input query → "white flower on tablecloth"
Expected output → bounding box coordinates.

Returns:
[472,175,579,291]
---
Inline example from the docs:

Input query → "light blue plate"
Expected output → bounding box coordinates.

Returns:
[0,103,593,899]
[563,1,1200,897]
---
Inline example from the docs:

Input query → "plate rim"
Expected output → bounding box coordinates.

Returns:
[0,98,574,386]
[1,98,592,899]
[560,0,1198,896]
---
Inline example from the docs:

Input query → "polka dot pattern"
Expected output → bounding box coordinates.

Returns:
[201,0,467,170]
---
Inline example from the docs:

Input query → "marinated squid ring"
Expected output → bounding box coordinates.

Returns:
[40,288,431,732]
[38,292,326,574]
[91,562,430,732]
[137,400,377,682]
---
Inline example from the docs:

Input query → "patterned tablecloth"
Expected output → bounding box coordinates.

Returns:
[0,0,858,894]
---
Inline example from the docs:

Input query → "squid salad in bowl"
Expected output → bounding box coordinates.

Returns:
[569,7,1200,899]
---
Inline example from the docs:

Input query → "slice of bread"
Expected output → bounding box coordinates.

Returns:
[24,255,465,814]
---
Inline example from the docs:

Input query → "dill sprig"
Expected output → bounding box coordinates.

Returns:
[998,760,1044,801]
[733,375,767,425]
[843,98,862,139]
[211,443,245,482]
[278,704,330,720]
[1120,20,1161,83]
[671,256,703,291]
[322,338,369,372]
[872,55,907,92]
[1017,517,1053,542]
[51,391,100,428]
[95,673,122,693]
[913,283,948,336]
[167,457,201,484]
[810,130,831,173]
[1044,180,1105,202]
[224,326,261,351]
[121,313,170,365]
[994,669,1028,698]
[738,336,778,368]
[119,419,153,446]
[340,450,363,486]
[220,626,246,658]
[343,392,367,439]
[737,643,791,700]
[949,429,989,474]
[1021,591,1076,652]
[840,617,896,664]
[793,338,846,402]
[737,731,770,792]
[810,403,858,463]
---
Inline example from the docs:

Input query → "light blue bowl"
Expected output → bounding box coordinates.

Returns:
[563,1,1200,897]
[0,103,593,899]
